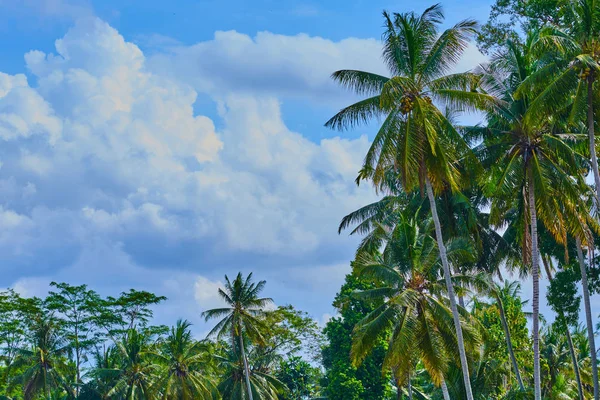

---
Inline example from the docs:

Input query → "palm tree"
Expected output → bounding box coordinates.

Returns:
[326,6,498,397]
[524,4,600,395]
[149,320,218,399]
[473,37,592,400]
[540,324,580,399]
[102,329,156,399]
[489,281,526,392]
[349,210,481,395]
[202,273,273,400]
[11,317,73,400]
[216,346,286,400]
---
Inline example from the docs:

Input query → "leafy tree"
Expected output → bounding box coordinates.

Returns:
[477,0,566,53]
[473,281,532,394]
[260,305,324,363]
[276,356,322,400]
[45,282,102,394]
[321,274,393,400]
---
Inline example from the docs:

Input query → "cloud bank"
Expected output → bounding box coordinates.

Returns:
[0,18,393,327]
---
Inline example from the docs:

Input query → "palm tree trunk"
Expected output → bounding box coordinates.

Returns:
[239,333,254,400]
[425,177,474,400]
[407,370,413,400]
[577,236,599,400]
[545,263,585,400]
[527,169,541,400]
[588,77,600,204]
[566,322,585,400]
[496,293,525,391]
[441,379,451,400]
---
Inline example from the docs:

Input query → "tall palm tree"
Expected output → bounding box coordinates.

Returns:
[349,210,481,394]
[202,273,273,400]
[326,6,497,398]
[149,320,218,399]
[474,37,592,400]
[524,4,600,396]
[11,318,73,400]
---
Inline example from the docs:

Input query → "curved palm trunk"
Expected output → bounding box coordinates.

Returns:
[407,376,413,400]
[441,379,451,400]
[527,170,541,400]
[238,333,254,400]
[566,322,585,400]
[577,236,599,400]
[425,177,474,400]
[496,294,525,391]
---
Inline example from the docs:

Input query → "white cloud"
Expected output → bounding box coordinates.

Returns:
[0,73,62,143]
[149,30,386,103]
[149,29,487,106]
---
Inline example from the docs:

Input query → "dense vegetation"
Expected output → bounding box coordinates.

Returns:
[4,0,600,398]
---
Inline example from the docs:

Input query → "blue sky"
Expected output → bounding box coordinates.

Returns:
[0,0,581,334]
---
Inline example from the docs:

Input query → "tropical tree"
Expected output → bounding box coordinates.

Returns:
[525,4,600,395]
[326,5,498,398]
[216,346,286,400]
[321,273,394,400]
[101,329,156,399]
[202,273,273,400]
[488,281,528,391]
[45,282,101,395]
[471,281,533,396]
[473,35,592,400]
[149,319,219,399]
[348,210,481,396]
[11,317,73,400]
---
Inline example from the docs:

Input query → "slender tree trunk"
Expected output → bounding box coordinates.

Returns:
[528,169,541,400]
[407,375,413,400]
[496,293,525,391]
[588,77,600,204]
[545,265,585,400]
[566,322,585,400]
[426,177,474,400]
[239,333,254,400]
[441,379,451,400]
[577,237,599,400]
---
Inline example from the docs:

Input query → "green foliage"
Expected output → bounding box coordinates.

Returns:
[547,267,581,327]
[321,274,393,400]
[473,282,533,394]
[477,0,567,53]
[276,356,322,400]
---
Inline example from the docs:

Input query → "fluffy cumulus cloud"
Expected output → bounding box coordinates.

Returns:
[149,29,487,104]
[0,17,386,327]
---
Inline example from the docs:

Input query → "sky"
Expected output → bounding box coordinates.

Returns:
[0,0,591,335]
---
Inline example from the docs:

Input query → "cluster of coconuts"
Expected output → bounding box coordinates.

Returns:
[581,67,594,80]
[399,94,432,114]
